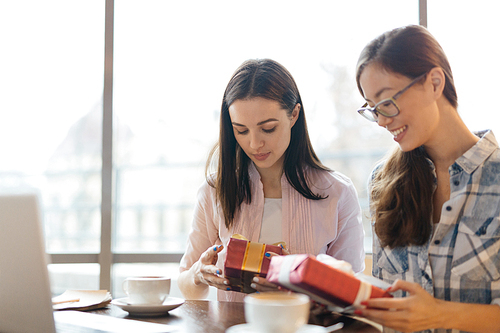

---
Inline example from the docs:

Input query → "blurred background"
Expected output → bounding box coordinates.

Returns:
[1,0,498,299]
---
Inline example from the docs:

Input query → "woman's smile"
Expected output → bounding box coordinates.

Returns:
[388,125,407,142]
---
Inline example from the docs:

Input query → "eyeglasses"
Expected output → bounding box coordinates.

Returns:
[357,72,427,122]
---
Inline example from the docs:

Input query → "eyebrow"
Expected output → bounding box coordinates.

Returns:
[232,118,279,127]
[364,87,394,102]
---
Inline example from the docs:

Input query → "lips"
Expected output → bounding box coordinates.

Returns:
[253,152,270,161]
[388,125,407,142]
[389,125,407,137]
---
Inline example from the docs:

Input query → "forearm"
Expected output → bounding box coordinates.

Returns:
[439,300,500,333]
[177,267,210,300]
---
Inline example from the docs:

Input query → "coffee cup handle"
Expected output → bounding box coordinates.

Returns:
[123,279,129,294]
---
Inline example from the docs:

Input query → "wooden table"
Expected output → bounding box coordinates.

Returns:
[92,300,381,333]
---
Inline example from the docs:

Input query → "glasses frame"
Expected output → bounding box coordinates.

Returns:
[357,72,428,122]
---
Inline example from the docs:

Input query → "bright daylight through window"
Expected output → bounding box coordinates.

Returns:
[1,0,498,298]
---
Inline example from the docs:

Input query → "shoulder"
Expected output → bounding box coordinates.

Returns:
[471,130,500,179]
[483,130,500,161]
[306,168,357,196]
[477,150,500,189]
[370,160,385,178]
[198,174,216,192]
[484,148,500,165]
[368,159,388,187]
[196,177,217,206]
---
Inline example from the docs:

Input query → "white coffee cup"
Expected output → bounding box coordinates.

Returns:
[244,292,310,333]
[122,276,171,305]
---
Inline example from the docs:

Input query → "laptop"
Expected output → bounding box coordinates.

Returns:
[0,193,57,333]
[0,194,175,333]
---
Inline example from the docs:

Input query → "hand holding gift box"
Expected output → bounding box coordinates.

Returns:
[267,254,392,313]
[223,234,284,293]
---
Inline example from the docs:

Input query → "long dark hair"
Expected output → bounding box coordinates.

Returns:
[356,25,458,248]
[207,59,329,229]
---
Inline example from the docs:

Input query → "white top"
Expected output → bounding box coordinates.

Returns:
[258,198,282,244]
[180,163,365,302]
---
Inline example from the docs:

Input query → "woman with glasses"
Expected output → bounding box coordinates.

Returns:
[353,25,500,332]
[178,59,365,302]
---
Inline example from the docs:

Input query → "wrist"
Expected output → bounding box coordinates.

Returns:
[437,299,469,330]
[435,299,451,329]
[191,263,203,286]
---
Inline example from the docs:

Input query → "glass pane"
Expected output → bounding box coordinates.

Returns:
[428,1,500,135]
[0,1,105,253]
[113,0,418,254]
[49,264,100,296]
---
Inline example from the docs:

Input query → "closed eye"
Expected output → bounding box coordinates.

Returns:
[235,129,248,135]
[263,127,276,134]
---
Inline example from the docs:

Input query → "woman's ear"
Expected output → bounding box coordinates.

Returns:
[428,67,445,98]
[290,103,301,127]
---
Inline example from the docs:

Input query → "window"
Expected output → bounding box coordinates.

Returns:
[427,1,500,135]
[0,1,104,294]
[2,1,431,297]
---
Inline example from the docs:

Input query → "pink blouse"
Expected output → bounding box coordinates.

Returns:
[179,163,365,302]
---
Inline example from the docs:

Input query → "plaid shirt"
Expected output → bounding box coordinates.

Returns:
[371,130,500,333]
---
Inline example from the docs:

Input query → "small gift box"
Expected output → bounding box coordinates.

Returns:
[267,254,392,311]
[224,235,284,293]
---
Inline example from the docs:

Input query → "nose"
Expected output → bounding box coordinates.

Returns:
[376,113,393,128]
[249,132,264,150]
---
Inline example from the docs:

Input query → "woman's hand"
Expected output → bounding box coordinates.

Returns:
[250,245,290,292]
[267,244,290,256]
[250,276,280,292]
[191,244,231,291]
[354,279,445,332]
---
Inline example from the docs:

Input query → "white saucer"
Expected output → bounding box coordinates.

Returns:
[226,323,327,333]
[111,297,185,316]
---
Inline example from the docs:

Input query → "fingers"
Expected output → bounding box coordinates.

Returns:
[251,284,279,292]
[196,244,230,289]
[199,265,230,289]
[201,274,230,291]
[361,296,409,311]
[277,243,290,255]
[202,244,224,265]
[356,304,434,332]
[266,244,289,257]
[202,262,221,276]
[354,280,442,332]
[360,280,424,310]
[251,276,278,288]
[389,279,423,295]
[356,307,402,327]
[250,277,280,292]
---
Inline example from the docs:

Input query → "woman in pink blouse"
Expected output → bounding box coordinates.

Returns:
[178,59,365,302]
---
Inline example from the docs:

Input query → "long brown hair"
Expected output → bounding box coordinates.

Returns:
[356,25,458,248]
[207,59,329,229]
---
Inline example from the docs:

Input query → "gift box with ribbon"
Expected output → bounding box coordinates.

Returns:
[224,234,284,293]
[266,254,392,312]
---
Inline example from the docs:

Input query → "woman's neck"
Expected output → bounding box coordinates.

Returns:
[256,163,284,199]
[424,104,479,171]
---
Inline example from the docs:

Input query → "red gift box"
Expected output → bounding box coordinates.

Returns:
[224,235,283,293]
[267,254,392,309]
